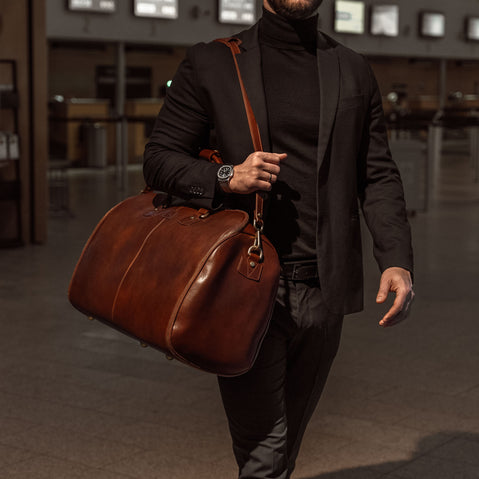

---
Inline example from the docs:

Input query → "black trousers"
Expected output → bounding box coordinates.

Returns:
[218,278,344,479]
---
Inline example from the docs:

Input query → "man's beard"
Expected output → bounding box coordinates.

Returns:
[267,0,323,20]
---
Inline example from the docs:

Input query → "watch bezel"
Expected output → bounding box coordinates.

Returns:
[217,164,234,183]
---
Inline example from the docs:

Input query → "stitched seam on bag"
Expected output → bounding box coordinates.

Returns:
[166,223,263,371]
[165,225,248,358]
[69,196,142,300]
[111,217,167,320]
[168,237,279,376]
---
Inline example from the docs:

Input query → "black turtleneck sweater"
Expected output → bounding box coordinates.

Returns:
[259,8,320,261]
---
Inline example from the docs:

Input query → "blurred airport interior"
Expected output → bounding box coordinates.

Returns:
[1,1,479,478]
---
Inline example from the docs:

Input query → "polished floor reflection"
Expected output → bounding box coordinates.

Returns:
[1,150,478,478]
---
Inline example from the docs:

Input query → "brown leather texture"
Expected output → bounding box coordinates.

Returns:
[69,38,281,376]
[215,37,266,224]
[69,191,280,376]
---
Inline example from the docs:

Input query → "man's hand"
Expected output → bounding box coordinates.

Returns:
[223,152,287,194]
[376,267,414,327]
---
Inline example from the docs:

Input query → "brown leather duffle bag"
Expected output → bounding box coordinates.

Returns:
[68,189,280,376]
[68,38,280,376]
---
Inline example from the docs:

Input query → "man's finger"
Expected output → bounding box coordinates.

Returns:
[257,180,273,192]
[261,165,281,177]
[379,290,414,327]
[262,152,287,165]
[379,292,405,326]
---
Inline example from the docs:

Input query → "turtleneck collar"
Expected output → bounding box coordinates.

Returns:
[259,7,318,52]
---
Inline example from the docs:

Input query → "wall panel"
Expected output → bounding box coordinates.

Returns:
[46,0,479,60]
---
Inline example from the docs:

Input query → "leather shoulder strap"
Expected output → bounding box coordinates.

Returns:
[215,37,265,225]
[215,38,263,153]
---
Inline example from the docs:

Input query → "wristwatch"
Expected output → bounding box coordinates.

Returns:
[217,164,234,186]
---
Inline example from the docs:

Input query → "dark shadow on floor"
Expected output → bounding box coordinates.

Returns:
[299,431,479,479]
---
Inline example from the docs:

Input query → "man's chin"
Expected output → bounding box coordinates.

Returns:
[267,0,323,21]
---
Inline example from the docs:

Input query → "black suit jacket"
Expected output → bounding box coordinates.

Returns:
[144,22,413,315]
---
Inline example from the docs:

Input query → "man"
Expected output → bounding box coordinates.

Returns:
[144,0,414,477]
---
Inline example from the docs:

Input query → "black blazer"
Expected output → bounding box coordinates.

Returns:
[144,22,413,315]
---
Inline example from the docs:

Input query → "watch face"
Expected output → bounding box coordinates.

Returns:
[218,165,234,181]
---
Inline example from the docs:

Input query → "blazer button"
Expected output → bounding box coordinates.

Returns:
[189,186,204,196]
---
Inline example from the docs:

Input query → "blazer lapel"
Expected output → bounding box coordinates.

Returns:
[316,33,340,172]
[235,24,271,152]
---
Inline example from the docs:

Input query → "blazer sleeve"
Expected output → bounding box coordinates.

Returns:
[143,44,220,209]
[358,62,414,277]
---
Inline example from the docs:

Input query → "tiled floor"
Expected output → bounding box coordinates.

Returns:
[1,147,478,478]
